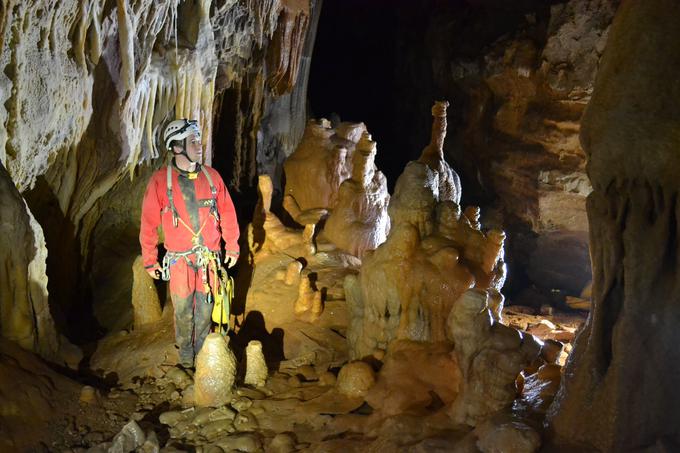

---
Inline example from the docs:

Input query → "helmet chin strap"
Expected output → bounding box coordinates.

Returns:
[175,139,199,165]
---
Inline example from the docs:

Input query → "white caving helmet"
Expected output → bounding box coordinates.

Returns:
[163,119,201,151]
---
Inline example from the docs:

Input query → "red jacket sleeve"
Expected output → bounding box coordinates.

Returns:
[214,172,240,257]
[140,173,162,268]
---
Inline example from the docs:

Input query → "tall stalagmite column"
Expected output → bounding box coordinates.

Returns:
[548,1,680,450]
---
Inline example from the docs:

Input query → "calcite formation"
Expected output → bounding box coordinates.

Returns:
[322,132,391,258]
[336,360,376,398]
[347,131,506,358]
[548,0,680,450]
[130,255,162,328]
[0,163,60,359]
[447,289,540,426]
[293,272,324,323]
[364,340,462,417]
[283,120,390,257]
[417,100,462,205]
[194,333,237,407]
[244,340,268,387]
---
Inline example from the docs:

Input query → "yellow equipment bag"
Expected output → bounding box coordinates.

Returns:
[212,266,234,333]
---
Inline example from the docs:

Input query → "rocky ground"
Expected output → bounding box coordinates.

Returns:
[0,301,586,452]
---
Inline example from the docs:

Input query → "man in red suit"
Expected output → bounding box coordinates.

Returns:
[140,119,239,368]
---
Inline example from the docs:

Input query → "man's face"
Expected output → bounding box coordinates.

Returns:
[185,132,202,163]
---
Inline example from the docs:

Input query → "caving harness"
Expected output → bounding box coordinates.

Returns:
[160,164,234,334]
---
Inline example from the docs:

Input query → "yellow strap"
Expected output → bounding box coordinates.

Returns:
[175,214,211,246]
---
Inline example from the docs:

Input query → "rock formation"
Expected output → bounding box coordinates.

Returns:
[194,333,237,408]
[417,101,462,204]
[346,110,506,358]
[244,340,268,387]
[130,256,162,328]
[336,360,376,398]
[321,132,391,258]
[447,289,540,426]
[283,119,363,214]
[548,0,680,450]
[0,162,60,359]
[283,119,391,260]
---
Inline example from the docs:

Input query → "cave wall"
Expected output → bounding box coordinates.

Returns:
[398,0,618,302]
[1,0,318,346]
[548,0,680,449]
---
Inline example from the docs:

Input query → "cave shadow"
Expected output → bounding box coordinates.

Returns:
[230,310,284,372]
[24,175,106,345]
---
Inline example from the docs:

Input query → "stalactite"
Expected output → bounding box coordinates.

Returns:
[117,0,136,92]
[121,56,218,175]
[266,0,310,96]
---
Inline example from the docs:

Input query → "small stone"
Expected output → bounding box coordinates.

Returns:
[287,375,301,387]
[159,411,184,427]
[231,396,253,412]
[214,433,262,452]
[318,371,336,386]
[209,406,237,422]
[269,432,297,453]
[236,387,266,400]
[165,367,193,390]
[200,419,234,440]
[192,407,218,426]
[336,361,375,398]
[233,412,258,432]
[182,385,195,408]
[296,365,317,381]
[79,386,98,404]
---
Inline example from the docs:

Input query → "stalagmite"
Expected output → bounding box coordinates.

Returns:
[293,272,323,322]
[194,333,237,408]
[131,256,162,328]
[322,132,391,258]
[284,260,303,285]
[447,289,541,426]
[284,120,366,214]
[244,340,268,387]
[418,100,462,204]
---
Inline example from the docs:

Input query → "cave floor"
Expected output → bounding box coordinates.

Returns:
[2,304,586,452]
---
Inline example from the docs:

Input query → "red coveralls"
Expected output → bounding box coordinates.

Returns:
[140,162,239,365]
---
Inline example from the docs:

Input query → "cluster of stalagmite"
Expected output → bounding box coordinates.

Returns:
[322,132,391,258]
[345,102,506,358]
[447,289,541,425]
[283,120,390,258]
